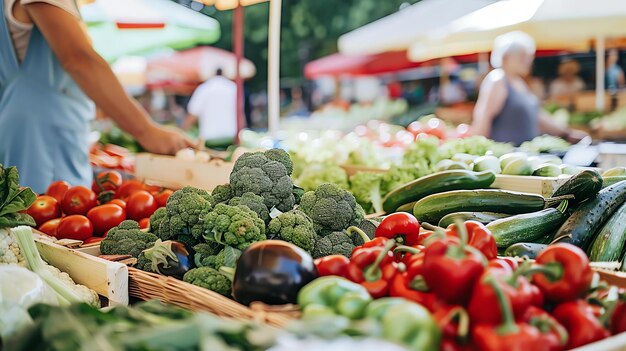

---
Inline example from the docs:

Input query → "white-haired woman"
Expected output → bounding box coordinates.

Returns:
[472,31,586,145]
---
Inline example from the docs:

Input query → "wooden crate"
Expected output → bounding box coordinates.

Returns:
[33,233,129,306]
[492,174,570,197]
[134,153,232,191]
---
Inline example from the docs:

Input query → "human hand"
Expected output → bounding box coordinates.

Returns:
[566,129,589,144]
[137,125,197,155]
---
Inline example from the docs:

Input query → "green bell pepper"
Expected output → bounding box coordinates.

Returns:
[381,302,441,351]
[298,276,372,320]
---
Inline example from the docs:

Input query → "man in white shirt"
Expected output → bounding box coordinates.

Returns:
[184,68,237,141]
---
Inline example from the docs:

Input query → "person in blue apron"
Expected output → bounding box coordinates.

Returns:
[472,31,587,146]
[0,0,195,194]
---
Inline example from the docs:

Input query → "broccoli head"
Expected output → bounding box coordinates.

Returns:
[149,207,167,235]
[135,251,155,273]
[193,242,224,268]
[293,186,305,205]
[296,163,349,191]
[230,149,296,212]
[100,220,158,258]
[228,192,270,224]
[158,186,213,246]
[267,210,317,253]
[194,245,242,270]
[311,231,355,259]
[183,267,231,296]
[298,183,366,236]
[349,172,384,214]
[211,184,233,204]
[203,203,266,250]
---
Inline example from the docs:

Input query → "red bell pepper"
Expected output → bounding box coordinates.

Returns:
[531,243,594,303]
[421,222,486,305]
[468,267,534,325]
[528,283,544,308]
[611,299,626,335]
[393,244,423,264]
[375,212,421,245]
[552,300,610,348]
[445,221,497,260]
[472,275,548,351]
[346,240,398,298]
[488,257,519,272]
[434,305,470,350]
[389,251,435,308]
[523,306,568,351]
[346,227,390,254]
[314,255,350,277]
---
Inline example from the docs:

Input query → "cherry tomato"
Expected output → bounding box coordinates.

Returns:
[154,189,173,208]
[107,199,127,210]
[87,204,126,236]
[126,191,157,221]
[57,215,93,241]
[91,171,123,194]
[83,237,105,245]
[139,218,150,229]
[27,195,62,226]
[61,186,98,215]
[115,180,145,200]
[38,218,62,237]
[46,180,71,203]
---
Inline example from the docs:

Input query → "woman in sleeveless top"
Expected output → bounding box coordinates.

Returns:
[472,31,587,146]
[0,0,195,193]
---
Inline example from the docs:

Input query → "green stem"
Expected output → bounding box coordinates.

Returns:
[421,222,445,232]
[507,260,532,287]
[521,263,563,282]
[485,275,519,335]
[346,226,371,244]
[546,195,575,207]
[394,245,421,256]
[219,266,235,282]
[530,316,569,346]
[441,307,470,342]
[454,218,468,247]
[363,239,395,282]
[556,200,568,214]
[409,275,429,292]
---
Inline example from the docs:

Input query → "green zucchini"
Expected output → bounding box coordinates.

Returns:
[382,170,496,213]
[488,201,569,248]
[588,202,626,262]
[396,201,416,213]
[602,176,626,189]
[552,180,626,250]
[438,212,510,227]
[412,189,565,224]
[504,243,547,259]
[552,169,603,203]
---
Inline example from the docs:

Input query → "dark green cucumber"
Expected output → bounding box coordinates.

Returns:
[552,169,602,203]
[602,176,626,189]
[488,201,569,248]
[504,243,547,259]
[438,212,510,227]
[552,180,626,250]
[588,202,626,262]
[412,189,565,224]
[382,170,496,213]
[396,201,416,213]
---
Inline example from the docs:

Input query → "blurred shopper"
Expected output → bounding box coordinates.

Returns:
[607,49,625,91]
[0,0,194,193]
[183,68,237,143]
[549,59,585,100]
[439,74,467,105]
[472,31,586,145]
[528,76,547,101]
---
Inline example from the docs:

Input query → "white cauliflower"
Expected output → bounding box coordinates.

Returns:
[45,265,100,307]
[0,228,25,266]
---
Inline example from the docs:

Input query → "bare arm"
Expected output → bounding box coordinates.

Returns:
[471,72,507,137]
[181,114,198,131]
[24,3,195,154]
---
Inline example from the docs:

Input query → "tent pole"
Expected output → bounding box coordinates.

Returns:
[233,5,245,142]
[596,35,606,111]
[268,0,282,138]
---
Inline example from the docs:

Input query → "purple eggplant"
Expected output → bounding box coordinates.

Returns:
[142,239,192,279]
[229,240,318,306]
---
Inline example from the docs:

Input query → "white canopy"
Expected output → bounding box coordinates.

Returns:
[337,0,496,55]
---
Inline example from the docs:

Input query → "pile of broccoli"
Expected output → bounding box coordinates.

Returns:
[183,267,231,296]
[312,231,355,259]
[203,203,266,250]
[211,184,233,204]
[227,192,270,224]
[229,149,296,212]
[267,210,318,253]
[298,183,366,236]
[100,220,158,258]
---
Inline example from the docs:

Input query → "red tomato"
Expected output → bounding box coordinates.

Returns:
[87,204,126,236]
[407,121,426,136]
[115,180,145,200]
[126,191,157,221]
[424,118,447,139]
[139,218,150,229]
[91,171,123,194]
[83,237,105,245]
[27,195,62,226]
[154,189,173,208]
[46,180,71,203]
[38,218,62,237]
[57,215,93,241]
[144,184,163,195]
[61,186,98,215]
[108,199,127,210]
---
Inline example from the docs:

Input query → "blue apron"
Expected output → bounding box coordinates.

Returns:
[0,0,94,194]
